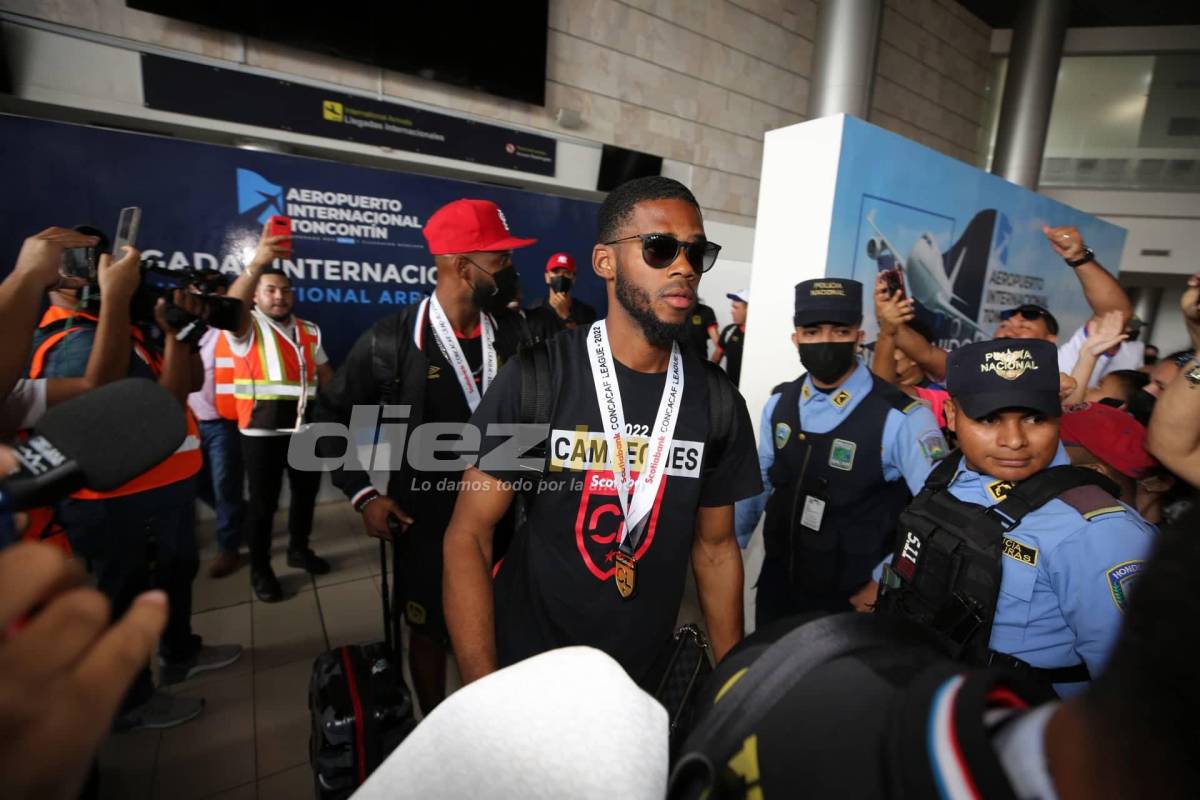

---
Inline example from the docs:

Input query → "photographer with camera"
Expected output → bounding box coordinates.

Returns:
[27,222,241,730]
[0,228,144,439]
[224,222,334,602]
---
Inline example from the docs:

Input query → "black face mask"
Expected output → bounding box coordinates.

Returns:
[549,275,573,294]
[472,265,519,313]
[798,341,857,384]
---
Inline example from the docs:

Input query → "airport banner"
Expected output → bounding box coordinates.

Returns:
[742,115,1127,435]
[0,115,602,364]
[825,117,1126,349]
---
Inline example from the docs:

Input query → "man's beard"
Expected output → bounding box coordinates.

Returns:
[614,264,686,348]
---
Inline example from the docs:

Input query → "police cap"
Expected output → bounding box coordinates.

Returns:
[946,338,1061,420]
[793,278,863,327]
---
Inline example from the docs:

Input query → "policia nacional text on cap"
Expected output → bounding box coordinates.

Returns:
[735,278,948,621]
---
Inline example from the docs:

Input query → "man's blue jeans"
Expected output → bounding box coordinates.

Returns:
[196,419,245,553]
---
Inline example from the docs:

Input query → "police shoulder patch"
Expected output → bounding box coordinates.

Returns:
[1106,560,1144,613]
[773,422,792,450]
[902,400,922,414]
[1002,537,1039,567]
[918,429,948,463]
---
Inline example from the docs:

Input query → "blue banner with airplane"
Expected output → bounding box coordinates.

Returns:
[825,116,1127,348]
[0,114,602,364]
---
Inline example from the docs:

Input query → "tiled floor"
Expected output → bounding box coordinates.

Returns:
[95,500,744,800]
[96,501,399,800]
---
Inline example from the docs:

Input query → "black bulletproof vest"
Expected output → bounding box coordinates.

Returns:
[875,451,1116,675]
[762,374,913,595]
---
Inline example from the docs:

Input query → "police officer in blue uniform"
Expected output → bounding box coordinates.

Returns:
[873,338,1156,696]
[736,278,948,623]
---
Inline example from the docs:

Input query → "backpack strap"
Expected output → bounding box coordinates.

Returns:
[516,340,553,472]
[986,465,1119,531]
[923,450,964,493]
[700,360,735,467]
[369,309,415,406]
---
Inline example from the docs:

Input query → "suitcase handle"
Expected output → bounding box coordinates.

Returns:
[381,518,406,661]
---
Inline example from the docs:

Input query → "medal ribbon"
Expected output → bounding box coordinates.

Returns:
[424,294,497,412]
[586,320,684,554]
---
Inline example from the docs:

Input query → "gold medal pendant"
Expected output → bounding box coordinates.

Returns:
[614,551,637,600]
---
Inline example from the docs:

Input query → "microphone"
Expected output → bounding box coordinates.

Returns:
[0,378,187,511]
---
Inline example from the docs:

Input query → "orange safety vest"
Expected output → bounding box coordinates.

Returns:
[213,333,239,421]
[21,507,72,556]
[28,307,202,499]
[231,310,322,432]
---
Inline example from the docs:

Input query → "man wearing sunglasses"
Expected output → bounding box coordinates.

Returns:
[444,176,761,686]
[882,225,1135,388]
[735,278,947,623]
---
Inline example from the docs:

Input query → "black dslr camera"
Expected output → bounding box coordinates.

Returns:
[60,217,242,348]
[131,264,242,347]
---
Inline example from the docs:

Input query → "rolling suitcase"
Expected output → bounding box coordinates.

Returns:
[309,536,416,798]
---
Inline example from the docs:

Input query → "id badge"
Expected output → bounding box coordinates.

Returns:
[800,495,826,533]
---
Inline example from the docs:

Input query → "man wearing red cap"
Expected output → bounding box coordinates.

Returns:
[1060,401,1159,503]
[523,251,597,340]
[315,197,535,713]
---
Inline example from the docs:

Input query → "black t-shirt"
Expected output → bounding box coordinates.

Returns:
[469,326,762,681]
[717,323,745,387]
[524,295,598,341]
[678,303,718,356]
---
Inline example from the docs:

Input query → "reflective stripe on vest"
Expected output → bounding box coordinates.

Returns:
[30,308,203,498]
[231,311,321,431]
[213,334,239,421]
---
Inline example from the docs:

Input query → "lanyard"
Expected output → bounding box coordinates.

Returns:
[424,294,497,412]
[586,321,684,554]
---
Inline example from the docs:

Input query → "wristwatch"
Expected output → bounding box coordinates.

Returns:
[1185,359,1200,387]
[1066,247,1095,268]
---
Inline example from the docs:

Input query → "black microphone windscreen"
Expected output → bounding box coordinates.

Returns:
[33,378,187,491]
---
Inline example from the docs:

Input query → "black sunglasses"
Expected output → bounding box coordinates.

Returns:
[604,233,722,273]
[999,304,1059,335]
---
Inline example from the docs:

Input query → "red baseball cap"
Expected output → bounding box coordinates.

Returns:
[546,252,576,273]
[1059,402,1158,479]
[422,199,537,255]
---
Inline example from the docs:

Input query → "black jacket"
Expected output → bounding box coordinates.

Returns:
[314,301,530,503]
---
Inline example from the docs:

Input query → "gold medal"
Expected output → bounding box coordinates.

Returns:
[614,551,637,600]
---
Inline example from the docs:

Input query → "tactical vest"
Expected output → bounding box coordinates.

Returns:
[875,451,1117,684]
[762,374,914,596]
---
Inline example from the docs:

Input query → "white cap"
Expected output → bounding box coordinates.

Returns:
[354,647,668,800]
[726,289,749,304]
